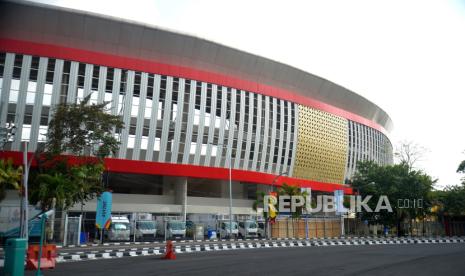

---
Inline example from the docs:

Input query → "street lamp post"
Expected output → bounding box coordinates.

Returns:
[266,171,287,239]
[271,171,288,192]
[0,122,16,149]
[208,142,233,239]
[22,142,29,240]
[354,187,360,236]
[227,149,232,239]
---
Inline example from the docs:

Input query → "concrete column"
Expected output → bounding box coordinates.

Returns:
[220,180,229,198]
[220,180,244,200]
[163,177,174,196]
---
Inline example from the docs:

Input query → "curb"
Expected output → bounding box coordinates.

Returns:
[54,237,465,264]
[55,238,266,249]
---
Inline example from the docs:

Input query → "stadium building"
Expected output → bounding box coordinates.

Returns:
[0,1,393,219]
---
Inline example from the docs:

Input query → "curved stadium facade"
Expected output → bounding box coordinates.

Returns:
[0,1,392,216]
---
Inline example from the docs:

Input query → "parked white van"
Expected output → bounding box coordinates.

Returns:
[218,220,239,239]
[238,220,258,238]
[156,216,186,239]
[129,213,157,240]
[106,216,131,241]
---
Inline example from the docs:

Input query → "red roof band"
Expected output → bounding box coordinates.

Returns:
[0,38,387,135]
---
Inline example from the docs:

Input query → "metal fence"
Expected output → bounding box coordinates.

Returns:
[400,220,445,236]
[271,216,342,239]
[10,212,346,243]
[343,219,445,237]
[1,209,456,245]
[448,221,465,236]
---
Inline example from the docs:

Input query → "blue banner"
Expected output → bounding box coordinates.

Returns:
[96,192,112,229]
[334,190,346,215]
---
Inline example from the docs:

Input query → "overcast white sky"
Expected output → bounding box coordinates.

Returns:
[31,0,465,188]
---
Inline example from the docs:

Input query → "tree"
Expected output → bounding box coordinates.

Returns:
[432,160,465,217]
[29,95,124,211]
[458,160,465,185]
[253,184,309,217]
[277,183,309,219]
[277,183,309,237]
[30,159,106,210]
[253,190,272,238]
[351,160,435,236]
[394,140,428,171]
[253,191,269,219]
[253,184,309,238]
[434,185,465,217]
[46,95,123,158]
[458,160,465,173]
[0,158,22,201]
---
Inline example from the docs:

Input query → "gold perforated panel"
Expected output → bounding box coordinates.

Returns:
[292,105,348,184]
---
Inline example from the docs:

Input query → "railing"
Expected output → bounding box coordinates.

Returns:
[1,211,457,245]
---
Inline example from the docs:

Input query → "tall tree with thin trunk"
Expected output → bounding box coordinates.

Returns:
[30,95,124,211]
[277,183,309,238]
[394,140,428,171]
[458,159,465,185]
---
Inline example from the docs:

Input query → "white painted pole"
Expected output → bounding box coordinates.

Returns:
[341,215,345,237]
[207,142,233,239]
[134,221,137,242]
[228,150,233,239]
[183,191,187,222]
[63,213,68,246]
[77,214,82,245]
[23,141,29,240]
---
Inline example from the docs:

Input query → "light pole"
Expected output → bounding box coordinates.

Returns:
[0,122,16,149]
[354,187,360,236]
[227,148,232,239]
[271,171,288,192]
[22,142,29,240]
[266,171,287,239]
[208,142,233,239]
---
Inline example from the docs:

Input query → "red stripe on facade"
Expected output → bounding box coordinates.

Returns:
[1,151,353,194]
[0,38,387,134]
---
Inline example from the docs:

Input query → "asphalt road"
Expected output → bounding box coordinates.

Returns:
[25,243,465,276]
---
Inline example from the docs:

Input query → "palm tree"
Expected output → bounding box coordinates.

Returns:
[31,172,73,211]
[252,191,266,216]
[277,183,309,238]
[0,158,22,201]
[253,184,309,238]
[253,191,273,238]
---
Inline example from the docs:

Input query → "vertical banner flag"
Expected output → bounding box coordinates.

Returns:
[268,192,278,223]
[96,191,112,229]
[334,190,346,215]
